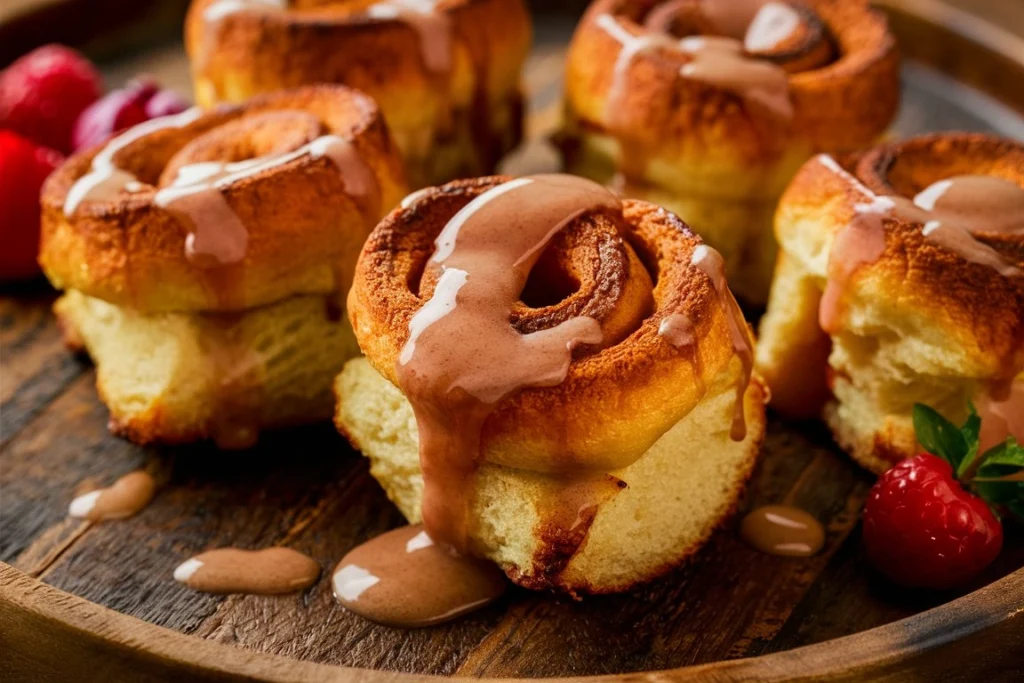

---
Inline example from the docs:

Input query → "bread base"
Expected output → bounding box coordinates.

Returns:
[56,290,360,446]
[334,357,766,594]
[757,236,992,474]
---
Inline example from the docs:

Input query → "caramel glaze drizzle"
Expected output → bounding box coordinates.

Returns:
[68,471,156,522]
[596,0,824,128]
[155,134,379,268]
[689,244,755,441]
[396,174,618,553]
[817,154,1024,335]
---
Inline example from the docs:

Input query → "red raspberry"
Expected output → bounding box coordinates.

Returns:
[862,453,1002,590]
[0,131,63,280]
[0,45,102,153]
[71,89,149,152]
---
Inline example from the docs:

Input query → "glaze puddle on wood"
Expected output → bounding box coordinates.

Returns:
[332,525,507,628]
[68,470,156,522]
[740,505,825,557]
[174,547,320,595]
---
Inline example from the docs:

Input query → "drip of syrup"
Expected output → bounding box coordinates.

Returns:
[690,244,754,441]
[596,6,793,129]
[396,175,616,553]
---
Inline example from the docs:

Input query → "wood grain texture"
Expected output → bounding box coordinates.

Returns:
[2,1,1024,681]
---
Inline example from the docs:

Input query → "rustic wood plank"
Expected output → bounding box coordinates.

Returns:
[2,3,1024,680]
[187,462,503,675]
[4,561,1024,683]
[761,520,1024,656]
[0,283,87,447]
[0,373,144,565]
[36,422,359,635]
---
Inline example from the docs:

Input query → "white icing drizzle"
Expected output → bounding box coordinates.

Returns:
[744,2,801,52]
[596,11,793,125]
[203,0,286,22]
[154,134,376,267]
[63,108,202,215]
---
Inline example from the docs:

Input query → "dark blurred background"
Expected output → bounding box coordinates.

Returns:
[4,0,1021,68]
[0,0,595,66]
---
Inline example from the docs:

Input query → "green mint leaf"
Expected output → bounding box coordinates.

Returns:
[956,403,982,478]
[978,437,1024,468]
[913,403,968,468]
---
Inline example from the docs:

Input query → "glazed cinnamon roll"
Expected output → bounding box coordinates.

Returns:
[41,85,408,448]
[757,133,1024,474]
[334,174,767,593]
[185,0,531,188]
[560,0,900,304]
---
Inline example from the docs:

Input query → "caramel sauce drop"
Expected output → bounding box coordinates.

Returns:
[740,505,825,557]
[332,525,507,628]
[68,471,156,522]
[173,547,320,595]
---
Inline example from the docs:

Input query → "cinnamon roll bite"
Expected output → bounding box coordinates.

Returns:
[334,174,767,593]
[185,0,532,188]
[560,0,900,304]
[757,133,1024,474]
[41,85,408,448]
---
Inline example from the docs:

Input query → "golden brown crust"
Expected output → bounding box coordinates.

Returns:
[778,133,1024,374]
[564,0,899,172]
[185,0,532,187]
[40,85,408,313]
[348,175,759,475]
[760,132,1024,473]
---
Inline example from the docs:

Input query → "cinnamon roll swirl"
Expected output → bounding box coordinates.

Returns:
[756,133,1024,474]
[185,0,531,188]
[334,174,767,593]
[40,85,408,448]
[560,0,900,305]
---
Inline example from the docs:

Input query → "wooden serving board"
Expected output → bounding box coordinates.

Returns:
[2,1,1024,681]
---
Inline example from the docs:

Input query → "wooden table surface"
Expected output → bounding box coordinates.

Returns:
[2,1,1024,682]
